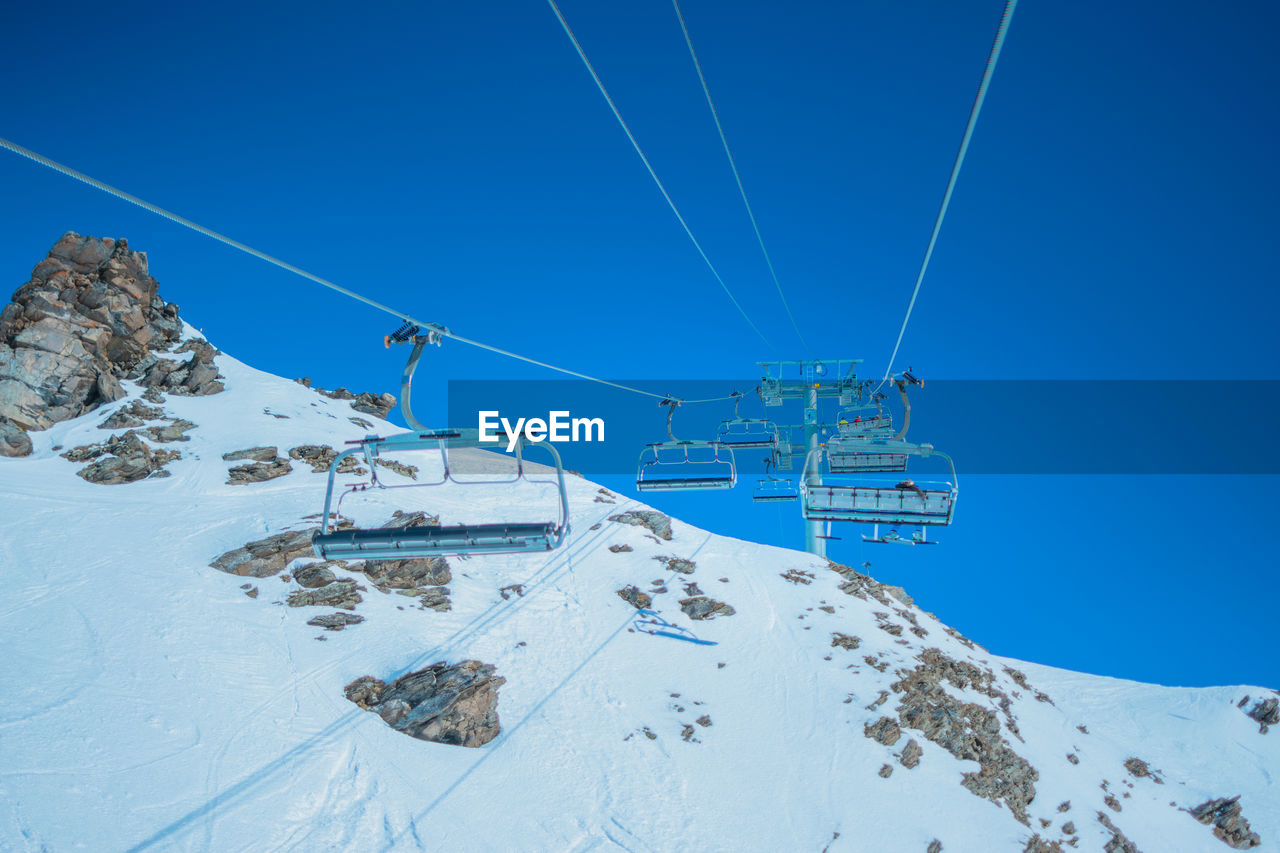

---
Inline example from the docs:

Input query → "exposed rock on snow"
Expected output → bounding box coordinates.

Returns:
[653,555,695,575]
[225,458,292,484]
[287,579,363,610]
[406,587,452,612]
[383,510,438,529]
[221,446,279,463]
[68,430,179,483]
[98,400,165,429]
[899,738,923,768]
[1096,811,1140,852]
[145,419,196,442]
[289,444,366,474]
[617,585,652,610]
[210,529,316,577]
[1189,796,1262,849]
[0,415,32,457]
[831,632,861,650]
[827,560,912,607]
[128,338,223,397]
[307,612,364,631]
[295,377,397,419]
[608,544,633,553]
[292,562,339,588]
[1124,758,1163,784]
[678,596,735,620]
[1021,836,1064,853]
[344,661,506,747]
[1244,697,1278,734]
[357,556,451,592]
[0,233,184,430]
[865,716,901,746]
[892,648,1038,824]
[374,458,417,479]
[609,510,673,540]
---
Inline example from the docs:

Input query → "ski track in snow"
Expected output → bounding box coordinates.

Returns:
[1,327,1276,851]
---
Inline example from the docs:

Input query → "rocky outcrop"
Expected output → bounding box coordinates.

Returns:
[0,416,32,457]
[1244,697,1278,734]
[127,338,223,397]
[308,612,364,631]
[617,585,653,610]
[210,529,316,577]
[97,399,165,430]
[0,233,185,430]
[828,560,913,607]
[226,458,292,484]
[358,557,451,592]
[1190,797,1262,849]
[295,378,397,419]
[65,430,179,483]
[610,510,673,541]
[221,446,278,463]
[891,648,1038,824]
[287,580,363,610]
[678,596,735,620]
[344,660,506,747]
[653,555,695,575]
[288,444,366,474]
[293,562,338,588]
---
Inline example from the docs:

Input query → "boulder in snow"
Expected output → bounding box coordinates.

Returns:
[344,661,506,747]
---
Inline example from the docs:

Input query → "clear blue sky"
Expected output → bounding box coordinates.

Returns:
[2,0,1276,687]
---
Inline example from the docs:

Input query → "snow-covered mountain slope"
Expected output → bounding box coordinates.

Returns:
[1,328,1275,852]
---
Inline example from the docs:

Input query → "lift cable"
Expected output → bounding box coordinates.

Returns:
[544,0,776,352]
[0,135,738,406]
[877,0,1019,391]
[671,0,811,354]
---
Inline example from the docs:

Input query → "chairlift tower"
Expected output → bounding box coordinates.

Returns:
[758,359,862,557]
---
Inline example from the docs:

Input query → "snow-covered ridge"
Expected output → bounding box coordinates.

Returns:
[2,329,1276,852]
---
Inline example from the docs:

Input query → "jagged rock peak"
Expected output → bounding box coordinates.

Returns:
[0,233,187,430]
[0,232,228,434]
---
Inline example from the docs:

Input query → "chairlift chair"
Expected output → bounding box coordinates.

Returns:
[800,445,957,527]
[636,399,737,491]
[311,330,571,560]
[714,391,781,450]
[753,456,798,502]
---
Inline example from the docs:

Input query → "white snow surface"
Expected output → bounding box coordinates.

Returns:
[1,328,1276,852]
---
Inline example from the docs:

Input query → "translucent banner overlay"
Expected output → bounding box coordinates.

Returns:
[442,380,1280,475]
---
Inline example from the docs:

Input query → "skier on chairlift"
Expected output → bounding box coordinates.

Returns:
[896,478,927,501]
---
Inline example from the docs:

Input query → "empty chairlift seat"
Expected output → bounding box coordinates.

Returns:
[715,418,780,450]
[753,476,799,502]
[636,441,736,491]
[311,428,571,560]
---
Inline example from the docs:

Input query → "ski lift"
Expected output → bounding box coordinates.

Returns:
[715,391,781,450]
[311,330,571,560]
[636,399,737,491]
[753,456,799,502]
[800,444,957,527]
